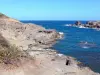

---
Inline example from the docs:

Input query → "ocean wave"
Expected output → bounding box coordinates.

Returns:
[79,41,97,49]
[78,26,87,28]
[58,32,65,39]
[65,24,72,26]
[96,28,100,31]
[59,32,64,35]
[82,46,90,49]
[72,25,89,29]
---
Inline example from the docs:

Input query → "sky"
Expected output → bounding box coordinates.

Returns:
[0,0,100,20]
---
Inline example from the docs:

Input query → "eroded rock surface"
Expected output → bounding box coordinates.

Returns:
[0,15,60,50]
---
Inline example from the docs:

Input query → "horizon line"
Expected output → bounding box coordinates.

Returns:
[20,20,98,21]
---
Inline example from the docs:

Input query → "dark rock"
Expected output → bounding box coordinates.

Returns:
[66,59,71,65]
[86,21,93,25]
[75,21,82,25]
[97,24,100,28]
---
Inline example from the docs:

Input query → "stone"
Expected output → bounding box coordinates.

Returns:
[75,21,82,25]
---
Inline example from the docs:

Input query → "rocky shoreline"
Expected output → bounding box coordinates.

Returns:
[66,21,100,30]
[0,13,99,75]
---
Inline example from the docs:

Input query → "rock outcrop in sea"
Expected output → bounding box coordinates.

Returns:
[0,13,99,75]
[74,21,100,28]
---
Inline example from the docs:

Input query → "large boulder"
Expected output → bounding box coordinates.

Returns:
[86,21,93,25]
[86,21,98,28]
[75,21,82,25]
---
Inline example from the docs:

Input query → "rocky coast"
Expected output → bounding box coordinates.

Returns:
[67,21,100,29]
[0,13,99,75]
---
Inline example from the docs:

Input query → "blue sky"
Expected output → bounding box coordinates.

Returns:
[0,0,100,20]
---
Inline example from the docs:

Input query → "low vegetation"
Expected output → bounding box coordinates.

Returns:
[0,34,31,66]
[0,45,24,65]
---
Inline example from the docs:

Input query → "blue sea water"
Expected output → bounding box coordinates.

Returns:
[22,21,100,73]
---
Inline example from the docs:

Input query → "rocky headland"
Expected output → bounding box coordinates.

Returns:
[0,13,99,75]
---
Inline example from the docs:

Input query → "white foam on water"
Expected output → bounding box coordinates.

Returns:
[73,25,90,29]
[82,46,89,49]
[96,28,100,31]
[58,32,64,39]
[65,24,100,31]
[78,26,86,28]
[59,32,64,35]
[65,24,71,26]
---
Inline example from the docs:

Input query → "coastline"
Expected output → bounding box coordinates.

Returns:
[0,13,99,75]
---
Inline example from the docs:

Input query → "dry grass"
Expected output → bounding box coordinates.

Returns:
[0,44,35,70]
[0,34,35,71]
[0,45,23,65]
[0,35,20,65]
[0,34,32,66]
[0,45,35,70]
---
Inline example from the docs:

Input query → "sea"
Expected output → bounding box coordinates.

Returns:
[22,21,100,73]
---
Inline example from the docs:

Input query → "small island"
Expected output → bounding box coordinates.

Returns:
[75,21,100,28]
[67,21,100,29]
